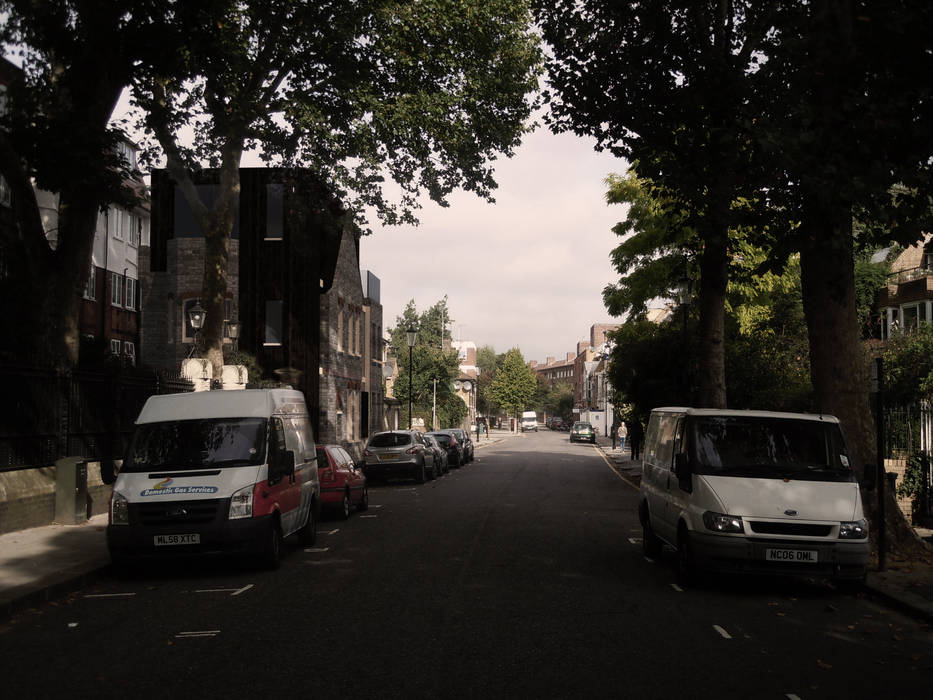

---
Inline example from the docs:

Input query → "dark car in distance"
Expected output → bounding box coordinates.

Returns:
[570,421,596,444]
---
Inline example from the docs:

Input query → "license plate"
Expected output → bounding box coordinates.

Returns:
[766,548,817,563]
[380,454,399,461]
[154,533,200,546]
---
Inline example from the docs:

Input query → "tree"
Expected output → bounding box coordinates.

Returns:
[753,2,933,486]
[489,347,536,422]
[127,1,541,380]
[387,298,464,429]
[538,2,775,408]
[475,344,500,418]
[0,2,160,367]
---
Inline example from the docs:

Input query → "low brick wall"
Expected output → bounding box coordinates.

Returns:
[885,457,915,522]
[0,462,113,535]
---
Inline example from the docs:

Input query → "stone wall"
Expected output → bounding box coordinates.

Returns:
[0,463,112,535]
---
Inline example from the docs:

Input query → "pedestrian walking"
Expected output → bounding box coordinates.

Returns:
[617,422,628,453]
[629,419,644,461]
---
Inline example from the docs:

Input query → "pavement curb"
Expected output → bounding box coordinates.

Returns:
[0,558,110,621]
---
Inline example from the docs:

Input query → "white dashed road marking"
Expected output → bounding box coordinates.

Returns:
[713,625,732,639]
[176,630,220,639]
[84,593,137,598]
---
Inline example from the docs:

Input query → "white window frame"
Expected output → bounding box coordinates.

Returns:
[124,277,136,311]
[83,266,97,300]
[110,339,121,355]
[110,272,123,307]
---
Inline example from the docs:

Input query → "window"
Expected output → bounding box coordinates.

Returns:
[124,342,136,366]
[0,175,10,208]
[265,184,284,240]
[125,278,137,310]
[337,311,344,353]
[110,272,123,307]
[264,300,283,345]
[83,266,97,300]
[110,339,121,355]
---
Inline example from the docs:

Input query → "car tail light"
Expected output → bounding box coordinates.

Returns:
[405,446,419,455]
[320,467,335,483]
[449,437,458,445]
[363,448,372,457]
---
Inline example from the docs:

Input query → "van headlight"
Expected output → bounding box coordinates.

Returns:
[839,519,868,539]
[703,511,744,533]
[229,485,254,520]
[110,491,129,526]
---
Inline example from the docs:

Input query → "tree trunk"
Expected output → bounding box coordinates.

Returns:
[695,228,729,409]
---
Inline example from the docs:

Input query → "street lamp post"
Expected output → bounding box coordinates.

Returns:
[187,300,206,359]
[226,319,240,357]
[406,326,417,430]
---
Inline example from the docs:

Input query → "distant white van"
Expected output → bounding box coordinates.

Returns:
[521,411,538,432]
[638,407,869,585]
[107,389,320,568]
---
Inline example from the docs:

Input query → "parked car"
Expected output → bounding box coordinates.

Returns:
[570,421,596,444]
[447,428,474,462]
[429,430,465,467]
[316,444,368,519]
[423,433,449,475]
[363,430,437,483]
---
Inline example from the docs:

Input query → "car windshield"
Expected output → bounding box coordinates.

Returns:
[574,423,591,430]
[124,418,267,473]
[368,432,412,448]
[690,416,854,481]
[430,434,452,447]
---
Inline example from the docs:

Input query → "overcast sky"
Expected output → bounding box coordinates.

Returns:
[360,125,629,365]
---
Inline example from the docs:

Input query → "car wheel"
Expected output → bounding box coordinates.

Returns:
[339,491,351,520]
[357,486,369,511]
[298,500,317,546]
[262,520,283,570]
[642,517,663,559]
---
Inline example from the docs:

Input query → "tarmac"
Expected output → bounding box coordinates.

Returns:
[1,429,932,625]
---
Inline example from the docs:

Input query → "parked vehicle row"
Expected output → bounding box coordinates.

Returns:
[362,428,474,483]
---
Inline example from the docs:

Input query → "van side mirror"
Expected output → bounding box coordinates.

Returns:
[269,450,295,485]
[674,453,693,492]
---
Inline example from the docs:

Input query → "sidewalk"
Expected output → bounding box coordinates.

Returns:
[2,436,931,623]
[594,434,933,624]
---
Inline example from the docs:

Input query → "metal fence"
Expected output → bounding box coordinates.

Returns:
[0,365,192,471]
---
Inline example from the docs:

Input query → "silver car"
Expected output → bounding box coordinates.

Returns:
[363,430,437,483]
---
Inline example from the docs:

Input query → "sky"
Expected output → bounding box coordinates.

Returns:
[359,125,630,365]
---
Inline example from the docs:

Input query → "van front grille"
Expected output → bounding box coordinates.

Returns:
[749,521,833,537]
[133,500,222,526]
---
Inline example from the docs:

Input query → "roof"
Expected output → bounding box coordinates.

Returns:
[136,389,307,423]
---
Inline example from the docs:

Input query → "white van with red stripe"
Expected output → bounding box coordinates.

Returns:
[107,389,319,568]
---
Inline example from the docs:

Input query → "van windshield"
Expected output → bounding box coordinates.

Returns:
[690,416,855,482]
[124,418,268,473]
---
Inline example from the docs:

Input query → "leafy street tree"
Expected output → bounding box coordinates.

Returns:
[129,1,542,381]
[388,299,465,430]
[0,3,160,367]
[753,3,933,480]
[476,344,500,420]
[489,348,536,425]
[538,2,774,408]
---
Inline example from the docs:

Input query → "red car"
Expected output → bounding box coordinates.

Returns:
[316,445,368,519]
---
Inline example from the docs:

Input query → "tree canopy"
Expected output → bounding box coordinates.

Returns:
[489,347,536,417]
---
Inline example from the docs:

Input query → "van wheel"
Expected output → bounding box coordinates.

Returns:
[298,502,317,546]
[642,518,662,559]
[357,487,369,511]
[263,522,283,570]
[676,528,699,587]
[339,491,351,520]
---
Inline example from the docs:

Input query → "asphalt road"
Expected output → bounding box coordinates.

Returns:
[2,430,931,699]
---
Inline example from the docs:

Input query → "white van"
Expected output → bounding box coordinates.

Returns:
[107,389,320,568]
[638,408,869,585]
[521,411,538,432]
